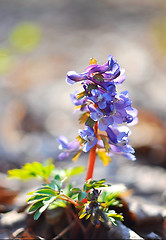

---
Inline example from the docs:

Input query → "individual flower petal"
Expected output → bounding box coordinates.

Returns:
[89,89,107,109]
[57,136,69,149]
[66,55,126,88]
[113,69,126,84]
[66,71,88,84]
[79,126,97,152]
[58,152,70,160]
[57,136,80,160]
[89,105,104,121]
[98,116,114,131]
[108,55,120,75]
[126,108,138,126]
[106,125,135,160]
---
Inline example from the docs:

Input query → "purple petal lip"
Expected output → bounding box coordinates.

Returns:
[79,126,97,152]
[57,136,80,160]
[66,71,88,84]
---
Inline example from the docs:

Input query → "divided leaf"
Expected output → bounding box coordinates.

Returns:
[106,210,123,225]
[78,191,87,202]
[83,179,110,192]
[28,201,44,213]
[8,162,55,181]
[34,203,50,220]
[53,175,62,191]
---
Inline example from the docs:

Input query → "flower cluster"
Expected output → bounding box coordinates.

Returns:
[58,55,138,162]
[80,188,107,226]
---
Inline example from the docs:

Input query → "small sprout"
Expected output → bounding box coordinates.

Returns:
[77,184,123,226]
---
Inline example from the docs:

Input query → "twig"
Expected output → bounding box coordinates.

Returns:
[60,194,79,207]
[67,205,86,233]
[52,220,75,240]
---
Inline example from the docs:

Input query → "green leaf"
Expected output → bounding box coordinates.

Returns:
[78,191,87,202]
[83,179,109,192]
[65,166,85,178]
[8,168,32,180]
[78,207,87,219]
[33,203,49,220]
[100,136,110,153]
[42,164,55,179]
[71,188,81,193]
[49,200,66,209]
[100,190,121,208]
[9,22,41,52]
[47,182,58,191]
[24,162,42,172]
[86,83,98,93]
[43,196,56,205]
[93,73,104,82]
[26,195,48,204]
[28,201,43,213]
[85,214,91,220]
[8,161,55,181]
[85,117,96,128]
[63,183,73,196]
[107,210,124,224]
[34,189,56,196]
[53,175,62,191]
[37,185,55,190]
[107,215,123,225]
[42,165,55,179]
[33,209,42,220]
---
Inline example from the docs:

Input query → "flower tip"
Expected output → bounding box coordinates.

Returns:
[89,58,97,65]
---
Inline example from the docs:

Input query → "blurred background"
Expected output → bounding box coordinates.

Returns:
[0,0,166,205]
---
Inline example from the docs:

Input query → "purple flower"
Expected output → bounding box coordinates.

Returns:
[89,89,106,109]
[61,54,138,162]
[66,71,88,84]
[106,125,135,160]
[89,89,113,109]
[79,126,97,152]
[88,105,114,131]
[70,92,88,112]
[88,105,104,121]
[126,107,138,126]
[112,91,138,125]
[66,55,126,89]
[57,136,80,160]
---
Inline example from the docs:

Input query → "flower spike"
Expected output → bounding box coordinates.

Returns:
[58,55,138,179]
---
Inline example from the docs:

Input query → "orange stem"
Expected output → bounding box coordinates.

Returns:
[85,122,98,181]
[60,194,79,207]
